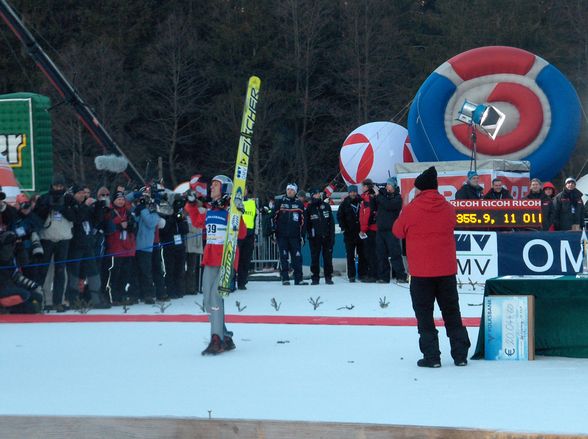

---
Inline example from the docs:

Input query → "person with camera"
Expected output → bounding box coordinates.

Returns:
[13,193,44,281]
[184,190,206,294]
[305,188,335,285]
[0,231,43,314]
[104,191,137,305]
[33,174,75,312]
[65,184,110,309]
[131,188,164,304]
[374,177,407,284]
[159,193,189,299]
[0,186,18,232]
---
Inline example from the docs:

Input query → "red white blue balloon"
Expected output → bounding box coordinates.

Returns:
[339,122,409,185]
[408,46,581,181]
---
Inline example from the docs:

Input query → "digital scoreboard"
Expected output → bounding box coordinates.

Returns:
[450,199,542,229]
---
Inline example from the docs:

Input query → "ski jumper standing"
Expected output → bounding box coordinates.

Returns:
[393,166,470,368]
[200,175,246,355]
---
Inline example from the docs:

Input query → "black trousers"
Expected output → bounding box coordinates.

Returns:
[362,231,378,280]
[163,245,186,297]
[185,252,202,294]
[376,230,406,282]
[39,239,70,305]
[309,237,333,281]
[277,236,303,283]
[135,251,156,301]
[152,246,167,299]
[409,275,471,361]
[109,256,133,302]
[66,245,101,305]
[237,233,255,288]
[343,235,366,280]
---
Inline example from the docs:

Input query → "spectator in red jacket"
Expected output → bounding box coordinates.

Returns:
[359,178,378,282]
[393,166,470,368]
[105,192,137,304]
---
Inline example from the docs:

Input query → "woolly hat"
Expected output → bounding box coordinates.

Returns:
[52,174,66,186]
[309,187,322,195]
[414,166,438,191]
[362,178,374,187]
[467,170,478,180]
[297,189,306,198]
[113,191,126,201]
[286,183,298,192]
[347,185,358,193]
[386,177,398,187]
[565,177,576,184]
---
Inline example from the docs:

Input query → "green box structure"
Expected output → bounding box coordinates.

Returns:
[0,92,53,193]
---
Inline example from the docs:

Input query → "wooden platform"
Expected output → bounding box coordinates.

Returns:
[0,416,585,439]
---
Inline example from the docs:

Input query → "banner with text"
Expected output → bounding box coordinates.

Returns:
[497,231,583,276]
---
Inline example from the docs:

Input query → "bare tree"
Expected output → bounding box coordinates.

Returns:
[139,10,207,187]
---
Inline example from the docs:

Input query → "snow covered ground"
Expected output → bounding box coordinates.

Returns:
[1,278,588,435]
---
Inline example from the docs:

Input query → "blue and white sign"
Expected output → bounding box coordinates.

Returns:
[497,231,583,276]
[455,231,498,283]
[485,295,534,361]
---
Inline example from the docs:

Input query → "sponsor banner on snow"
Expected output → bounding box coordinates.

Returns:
[497,231,583,275]
[455,231,498,283]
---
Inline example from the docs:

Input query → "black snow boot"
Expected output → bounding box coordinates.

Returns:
[417,358,441,368]
[224,336,236,351]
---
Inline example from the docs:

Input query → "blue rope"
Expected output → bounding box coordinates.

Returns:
[0,231,204,271]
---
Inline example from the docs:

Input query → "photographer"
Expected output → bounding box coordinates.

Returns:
[13,194,44,281]
[130,188,164,304]
[104,191,136,305]
[34,175,75,312]
[0,186,18,232]
[65,184,110,309]
[160,193,189,298]
[0,231,43,314]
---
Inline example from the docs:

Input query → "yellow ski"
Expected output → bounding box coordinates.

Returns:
[218,76,261,296]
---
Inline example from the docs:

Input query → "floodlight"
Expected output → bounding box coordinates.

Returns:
[457,100,506,140]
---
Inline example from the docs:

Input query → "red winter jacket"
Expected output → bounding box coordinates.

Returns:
[392,189,456,277]
[185,202,206,229]
[105,206,136,258]
[359,192,378,233]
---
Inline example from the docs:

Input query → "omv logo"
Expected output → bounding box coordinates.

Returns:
[455,233,491,252]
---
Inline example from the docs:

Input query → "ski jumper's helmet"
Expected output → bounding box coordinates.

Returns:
[212,175,233,195]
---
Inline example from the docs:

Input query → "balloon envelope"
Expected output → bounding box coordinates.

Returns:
[339,122,408,185]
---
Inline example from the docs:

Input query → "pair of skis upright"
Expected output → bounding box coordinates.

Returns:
[217,76,261,297]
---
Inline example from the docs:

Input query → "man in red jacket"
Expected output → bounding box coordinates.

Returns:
[393,166,470,368]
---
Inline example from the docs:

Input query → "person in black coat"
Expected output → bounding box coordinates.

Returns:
[274,183,307,285]
[0,231,43,314]
[66,184,110,308]
[374,177,407,283]
[525,178,554,231]
[304,188,335,285]
[553,177,585,231]
[483,178,513,200]
[455,171,483,200]
[337,185,366,282]
[160,194,189,298]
